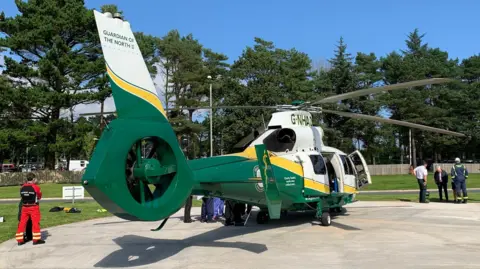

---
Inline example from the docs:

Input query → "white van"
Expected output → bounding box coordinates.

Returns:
[69,160,89,171]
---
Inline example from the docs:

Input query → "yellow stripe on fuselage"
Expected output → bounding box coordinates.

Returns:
[343,185,357,194]
[230,147,303,176]
[231,146,357,195]
[304,178,329,193]
[106,65,167,118]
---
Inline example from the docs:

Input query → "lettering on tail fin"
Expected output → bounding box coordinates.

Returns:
[93,10,167,120]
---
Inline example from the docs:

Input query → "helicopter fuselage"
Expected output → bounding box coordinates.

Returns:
[187,110,372,211]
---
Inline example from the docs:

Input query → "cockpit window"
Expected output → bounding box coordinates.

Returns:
[309,155,326,175]
[262,128,296,152]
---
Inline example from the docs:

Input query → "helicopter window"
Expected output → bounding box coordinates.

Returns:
[262,128,296,152]
[340,155,354,175]
[309,155,326,175]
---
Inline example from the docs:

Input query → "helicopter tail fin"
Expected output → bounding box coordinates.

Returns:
[254,144,282,219]
[93,10,167,121]
[81,11,194,222]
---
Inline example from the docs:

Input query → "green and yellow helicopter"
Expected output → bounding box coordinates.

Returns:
[81,11,465,229]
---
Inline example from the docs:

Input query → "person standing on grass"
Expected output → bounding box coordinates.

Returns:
[412,160,429,203]
[16,172,45,245]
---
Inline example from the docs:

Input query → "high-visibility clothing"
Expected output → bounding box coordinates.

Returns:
[451,164,468,181]
[16,183,42,244]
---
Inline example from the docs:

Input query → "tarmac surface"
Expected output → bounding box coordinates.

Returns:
[2,200,480,269]
[2,188,480,204]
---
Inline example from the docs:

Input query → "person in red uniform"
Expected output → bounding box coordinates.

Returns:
[16,172,45,245]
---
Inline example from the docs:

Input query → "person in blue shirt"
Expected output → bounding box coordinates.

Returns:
[451,158,469,204]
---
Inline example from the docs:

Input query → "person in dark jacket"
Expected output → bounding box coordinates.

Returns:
[434,166,449,202]
[451,157,469,203]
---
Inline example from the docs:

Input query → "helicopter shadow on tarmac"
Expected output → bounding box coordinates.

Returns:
[93,210,360,268]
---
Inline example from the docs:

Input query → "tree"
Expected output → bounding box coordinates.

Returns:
[218,37,313,153]
[313,37,358,152]
[158,30,229,157]
[379,29,464,165]
[0,0,107,169]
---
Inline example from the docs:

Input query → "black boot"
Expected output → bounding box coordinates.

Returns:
[33,239,45,245]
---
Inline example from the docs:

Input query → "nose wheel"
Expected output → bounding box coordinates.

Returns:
[320,212,331,226]
[315,199,332,227]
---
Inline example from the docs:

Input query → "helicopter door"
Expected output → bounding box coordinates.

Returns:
[296,153,329,195]
[340,154,356,193]
[329,153,344,193]
[348,150,372,189]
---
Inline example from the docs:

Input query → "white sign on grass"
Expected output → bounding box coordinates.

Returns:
[62,186,85,200]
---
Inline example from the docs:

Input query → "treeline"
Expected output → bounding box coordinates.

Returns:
[0,1,479,169]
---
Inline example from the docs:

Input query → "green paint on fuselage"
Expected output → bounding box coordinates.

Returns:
[187,155,306,210]
[84,76,353,221]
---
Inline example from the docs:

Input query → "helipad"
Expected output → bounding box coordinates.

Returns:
[2,201,480,269]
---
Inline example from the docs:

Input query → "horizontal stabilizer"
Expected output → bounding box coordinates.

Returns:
[254,144,282,219]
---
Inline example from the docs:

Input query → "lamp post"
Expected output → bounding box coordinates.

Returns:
[208,75,213,157]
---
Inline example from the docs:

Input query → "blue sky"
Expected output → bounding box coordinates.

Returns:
[2,0,479,64]
[1,0,479,122]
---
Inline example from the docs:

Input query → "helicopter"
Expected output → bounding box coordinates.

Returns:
[81,10,466,229]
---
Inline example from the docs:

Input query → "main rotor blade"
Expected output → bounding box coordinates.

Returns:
[79,105,279,117]
[79,111,117,116]
[321,109,466,137]
[309,78,453,105]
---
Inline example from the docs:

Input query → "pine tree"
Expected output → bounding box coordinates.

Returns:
[0,0,106,169]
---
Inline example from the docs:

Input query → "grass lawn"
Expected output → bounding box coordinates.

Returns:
[362,173,480,191]
[356,192,480,202]
[0,183,92,199]
[0,199,203,244]
[0,201,110,244]
[0,174,479,199]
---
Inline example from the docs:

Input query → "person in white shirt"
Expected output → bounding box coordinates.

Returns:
[412,160,429,203]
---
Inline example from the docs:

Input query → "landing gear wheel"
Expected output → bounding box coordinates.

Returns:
[256,211,269,224]
[320,212,331,226]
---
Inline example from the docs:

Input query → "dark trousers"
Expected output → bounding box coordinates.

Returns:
[224,200,236,224]
[454,180,467,201]
[246,204,252,214]
[437,182,448,201]
[234,203,246,223]
[417,178,427,203]
[183,196,192,222]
